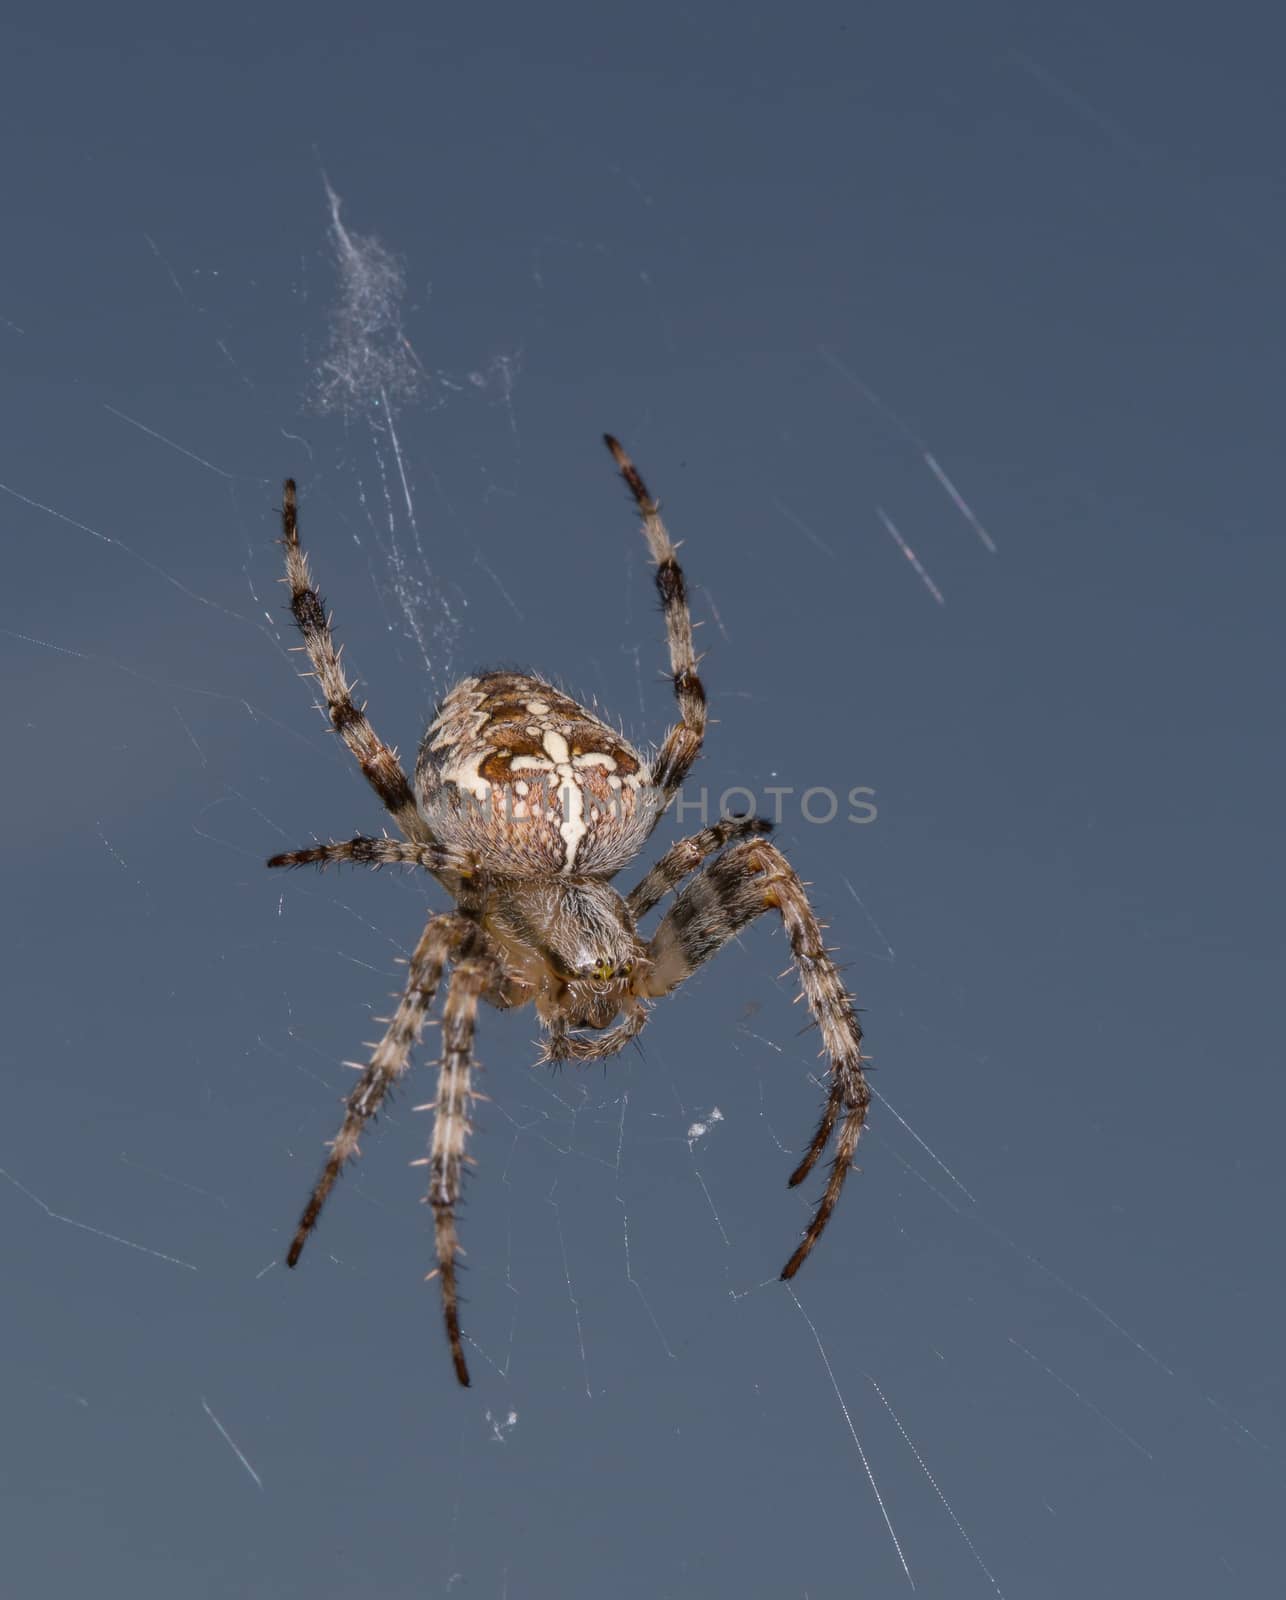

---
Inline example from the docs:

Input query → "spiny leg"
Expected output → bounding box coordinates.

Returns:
[626,816,773,920]
[286,912,468,1267]
[416,927,505,1387]
[643,839,869,1279]
[268,835,472,874]
[280,479,425,841]
[603,436,707,802]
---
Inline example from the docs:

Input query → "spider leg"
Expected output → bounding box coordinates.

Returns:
[626,816,774,920]
[267,835,473,874]
[286,911,470,1267]
[604,437,707,806]
[642,840,869,1279]
[279,480,427,842]
[419,928,506,1387]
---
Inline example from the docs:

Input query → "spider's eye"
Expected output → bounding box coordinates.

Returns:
[589,958,615,982]
[617,960,633,979]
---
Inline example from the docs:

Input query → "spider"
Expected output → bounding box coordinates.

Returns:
[269,436,870,1386]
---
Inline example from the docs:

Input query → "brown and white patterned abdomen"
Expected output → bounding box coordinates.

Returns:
[415,673,661,877]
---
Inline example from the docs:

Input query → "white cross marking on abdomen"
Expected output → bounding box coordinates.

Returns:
[509,727,595,871]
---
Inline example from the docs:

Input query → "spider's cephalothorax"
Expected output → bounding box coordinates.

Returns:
[269,436,871,1386]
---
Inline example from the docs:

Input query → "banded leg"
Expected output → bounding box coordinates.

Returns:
[268,835,473,874]
[644,840,869,1280]
[626,816,773,919]
[418,927,506,1387]
[604,436,707,801]
[280,479,425,841]
[286,912,468,1267]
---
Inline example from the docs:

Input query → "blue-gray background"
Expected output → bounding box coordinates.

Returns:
[3,5,1283,1596]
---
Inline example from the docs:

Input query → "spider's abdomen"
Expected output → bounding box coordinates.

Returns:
[415,672,662,877]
